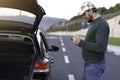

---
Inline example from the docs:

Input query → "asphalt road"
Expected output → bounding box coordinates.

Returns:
[46,34,120,80]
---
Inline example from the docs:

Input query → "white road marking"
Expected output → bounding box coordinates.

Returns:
[64,56,70,63]
[45,36,58,39]
[59,36,75,80]
[62,47,66,52]
[68,74,75,80]
[61,42,64,46]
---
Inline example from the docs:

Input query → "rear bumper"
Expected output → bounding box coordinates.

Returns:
[33,71,50,80]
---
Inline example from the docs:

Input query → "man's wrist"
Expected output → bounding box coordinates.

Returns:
[78,39,84,47]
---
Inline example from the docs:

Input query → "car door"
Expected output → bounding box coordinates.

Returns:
[37,30,49,58]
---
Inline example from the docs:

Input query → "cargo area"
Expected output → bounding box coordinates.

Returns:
[0,39,34,80]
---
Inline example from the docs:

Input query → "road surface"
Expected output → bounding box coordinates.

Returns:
[46,34,120,80]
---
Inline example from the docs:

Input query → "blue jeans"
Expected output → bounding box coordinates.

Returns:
[82,60,106,80]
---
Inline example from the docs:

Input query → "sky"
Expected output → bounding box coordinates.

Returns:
[38,0,120,19]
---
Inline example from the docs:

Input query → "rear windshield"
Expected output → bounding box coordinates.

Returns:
[0,8,35,24]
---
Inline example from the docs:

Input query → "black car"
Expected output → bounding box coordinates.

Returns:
[0,0,59,80]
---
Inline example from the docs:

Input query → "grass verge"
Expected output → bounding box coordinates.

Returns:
[108,37,120,46]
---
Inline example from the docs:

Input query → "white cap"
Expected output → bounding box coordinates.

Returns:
[78,1,96,15]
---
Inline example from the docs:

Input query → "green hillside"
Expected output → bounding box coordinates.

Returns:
[47,3,120,32]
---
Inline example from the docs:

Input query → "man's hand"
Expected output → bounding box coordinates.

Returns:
[72,35,81,46]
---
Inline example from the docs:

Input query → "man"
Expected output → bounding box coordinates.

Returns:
[72,1,110,80]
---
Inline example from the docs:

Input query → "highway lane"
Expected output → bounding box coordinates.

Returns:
[103,52,120,80]
[46,34,120,80]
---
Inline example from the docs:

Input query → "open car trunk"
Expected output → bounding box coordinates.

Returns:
[0,0,45,33]
[0,40,34,80]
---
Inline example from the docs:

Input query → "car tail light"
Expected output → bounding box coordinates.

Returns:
[34,58,49,72]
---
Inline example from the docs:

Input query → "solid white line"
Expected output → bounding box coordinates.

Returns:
[64,56,70,63]
[68,74,75,80]
[45,36,58,39]
[62,47,66,52]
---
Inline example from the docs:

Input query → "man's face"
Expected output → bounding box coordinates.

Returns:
[82,10,93,23]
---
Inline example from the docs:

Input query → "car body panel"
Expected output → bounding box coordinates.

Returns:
[0,0,45,33]
[0,20,33,33]
[0,0,59,80]
[0,0,44,16]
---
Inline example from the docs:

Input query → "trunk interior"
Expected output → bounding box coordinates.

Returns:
[0,39,34,80]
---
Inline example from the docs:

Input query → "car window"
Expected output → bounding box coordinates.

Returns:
[37,30,49,58]
[0,8,35,24]
[39,32,49,51]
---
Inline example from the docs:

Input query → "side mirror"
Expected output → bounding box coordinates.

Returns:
[49,45,59,51]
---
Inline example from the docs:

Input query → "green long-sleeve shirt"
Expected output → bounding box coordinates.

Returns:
[79,17,110,64]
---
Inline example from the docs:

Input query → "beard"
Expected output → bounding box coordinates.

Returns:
[88,19,93,23]
[87,14,93,23]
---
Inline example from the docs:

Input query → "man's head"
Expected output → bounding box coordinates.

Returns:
[79,1,99,23]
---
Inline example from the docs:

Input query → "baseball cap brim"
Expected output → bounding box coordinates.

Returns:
[77,10,85,16]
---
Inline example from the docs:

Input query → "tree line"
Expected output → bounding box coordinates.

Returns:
[47,3,120,32]
[70,3,120,21]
